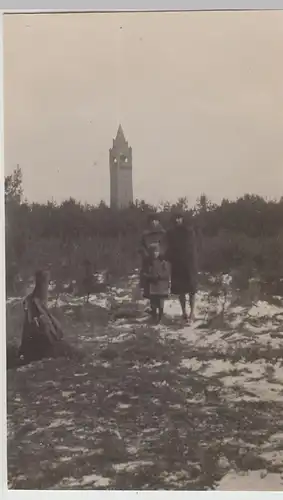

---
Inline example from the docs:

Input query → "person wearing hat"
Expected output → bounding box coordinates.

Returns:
[166,211,198,322]
[139,213,166,308]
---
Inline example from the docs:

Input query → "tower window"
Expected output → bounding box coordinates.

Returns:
[120,154,128,163]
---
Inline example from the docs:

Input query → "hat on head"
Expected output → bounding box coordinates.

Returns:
[171,210,184,222]
[147,212,160,223]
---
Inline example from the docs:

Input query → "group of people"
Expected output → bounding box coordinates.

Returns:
[14,210,197,366]
[139,211,198,324]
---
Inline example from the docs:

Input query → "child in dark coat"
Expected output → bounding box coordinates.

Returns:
[143,243,170,323]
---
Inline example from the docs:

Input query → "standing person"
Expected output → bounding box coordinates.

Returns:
[143,243,170,324]
[166,211,198,322]
[139,213,166,307]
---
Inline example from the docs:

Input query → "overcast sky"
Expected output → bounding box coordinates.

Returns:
[3,10,283,206]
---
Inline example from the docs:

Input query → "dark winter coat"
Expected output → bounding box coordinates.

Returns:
[19,293,65,363]
[166,224,198,295]
[139,224,166,296]
[144,257,171,298]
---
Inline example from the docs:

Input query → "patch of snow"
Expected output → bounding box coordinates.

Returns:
[152,380,169,388]
[6,296,22,305]
[203,360,235,377]
[249,301,283,319]
[268,432,283,443]
[111,331,133,343]
[216,469,283,491]
[165,298,183,318]
[176,326,201,344]
[49,298,67,308]
[161,469,192,485]
[58,473,111,488]
[222,274,233,286]
[49,418,74,429]
[186,395,206,404]
[260,450,283,466]
[113,461,153,473]
[147,361,164,368]
[58,456,73,463]
[56,445,91,453]
[181,357,203,372]
[127,446,139,455]
[94,271,108,284]
[61,391,76,399]
[54,410,71,416]
[203,360,266,380]
[224,377,283,402]
[93,335,108,341]
[81,474,111,487]
[88,295,108,308]
[230,306,245,315]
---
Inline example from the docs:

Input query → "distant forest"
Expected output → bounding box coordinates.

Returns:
[5,166,283,294]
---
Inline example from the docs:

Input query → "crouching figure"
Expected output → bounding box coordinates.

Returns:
[19,270,80,364]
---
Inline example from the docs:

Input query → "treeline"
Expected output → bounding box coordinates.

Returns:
[5,166,283,294]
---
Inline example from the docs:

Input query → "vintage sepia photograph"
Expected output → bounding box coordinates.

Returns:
[3,8,283,491]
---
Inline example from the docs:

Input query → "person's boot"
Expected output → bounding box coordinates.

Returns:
[179,295,188,321]
[189,311,195,323]
[158,308,164,324]
[189,294,196,323]
[150,307,157,323]
[181,303,188,321]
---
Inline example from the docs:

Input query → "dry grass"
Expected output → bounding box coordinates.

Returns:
[6,283,283,490]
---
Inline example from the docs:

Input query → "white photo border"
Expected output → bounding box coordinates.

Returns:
[1,2,283,500]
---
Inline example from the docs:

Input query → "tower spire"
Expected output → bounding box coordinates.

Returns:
[109,125,133,209]
[115,124,126,143]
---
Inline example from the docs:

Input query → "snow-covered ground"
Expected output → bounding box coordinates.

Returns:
[217,469,283,491]
[85,274,283,489]
[6,271,283,490]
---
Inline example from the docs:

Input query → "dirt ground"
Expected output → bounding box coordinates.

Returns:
[6,277,283,490]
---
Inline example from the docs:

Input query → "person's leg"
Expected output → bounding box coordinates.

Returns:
[158,298,165,322]
[179,294,187,318]
[144,284,153,314]
[150,297,157,320]
[141,263,151,313]
[144,274,154,314]
[189,293,196,321]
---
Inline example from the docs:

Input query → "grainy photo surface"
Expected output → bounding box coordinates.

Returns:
[3,10,283,491]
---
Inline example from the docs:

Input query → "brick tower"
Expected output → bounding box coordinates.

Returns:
[109,125,133,209]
